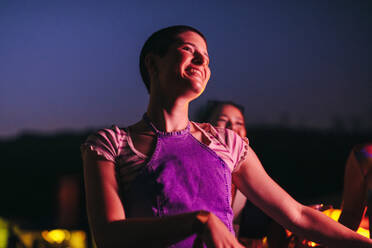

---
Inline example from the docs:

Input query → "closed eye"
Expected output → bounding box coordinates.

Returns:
[217,118,227,123]
[216,119,228,126]
[182,45,194,53]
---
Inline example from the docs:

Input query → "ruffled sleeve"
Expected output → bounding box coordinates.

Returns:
[205,125,249,173]
[234,136,249,172]
[80,125,124,163]
[222,128,250,172]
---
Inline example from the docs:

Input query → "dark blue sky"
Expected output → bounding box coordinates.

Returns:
[1,0,371,137]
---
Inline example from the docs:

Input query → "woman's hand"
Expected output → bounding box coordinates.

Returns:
[194,211,244,248]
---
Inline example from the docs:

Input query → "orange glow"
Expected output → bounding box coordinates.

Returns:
[288,207,370,247]
[16,229,87,248]
[307,241,318,247]
[323,209,369,238]
[42,229,70,244]
[322,208,341,221]
[70,231,87,248]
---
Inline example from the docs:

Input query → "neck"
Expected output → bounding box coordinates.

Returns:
[146,94,190,132]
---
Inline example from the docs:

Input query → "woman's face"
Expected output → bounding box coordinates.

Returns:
[210,104,246,137]
[151,31,211,100]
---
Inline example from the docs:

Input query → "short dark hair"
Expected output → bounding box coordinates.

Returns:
[139,25,206,93]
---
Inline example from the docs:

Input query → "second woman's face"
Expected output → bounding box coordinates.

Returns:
[153,31,211,100]
[210,104,246,137]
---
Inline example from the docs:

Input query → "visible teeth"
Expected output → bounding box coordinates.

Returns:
[189,68,202,77]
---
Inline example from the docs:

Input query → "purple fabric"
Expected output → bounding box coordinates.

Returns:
[122,115,234,247]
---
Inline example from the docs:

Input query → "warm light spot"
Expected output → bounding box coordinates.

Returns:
[42,229,70,244]
[70,231,87,248]
[288,207,369,247]
[356,227,369,238]
[307,241,318,247]
[261,236,267,247]
[0,218,9,248]
[18,232,35,247]
[322,208,369,238]
[322,208,341,221]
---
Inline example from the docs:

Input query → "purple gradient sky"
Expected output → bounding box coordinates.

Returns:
[1,0,371,138]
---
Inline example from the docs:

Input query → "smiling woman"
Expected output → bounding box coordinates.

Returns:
[139,26,210,96]
[145,31,210,99]
[81,25,372,248]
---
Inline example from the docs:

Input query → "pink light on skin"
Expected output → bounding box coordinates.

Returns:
[362,144,372,158]
[363,144,372,155]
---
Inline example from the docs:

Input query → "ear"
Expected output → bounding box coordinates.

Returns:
[144,53,159,79]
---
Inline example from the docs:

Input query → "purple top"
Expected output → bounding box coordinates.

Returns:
[81,122,249,195]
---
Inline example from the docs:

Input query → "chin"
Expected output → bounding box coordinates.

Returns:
[192,78,207,90]
[178,86,204,101]
[190,83,207,99]
[178,78,207,99]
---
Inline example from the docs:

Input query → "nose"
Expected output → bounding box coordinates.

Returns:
[192,51,206,66]
[227,122,239,133]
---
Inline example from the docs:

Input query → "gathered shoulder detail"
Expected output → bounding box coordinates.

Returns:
[235,136,250,172]
[193,122,250,173]
[80,125,127,163]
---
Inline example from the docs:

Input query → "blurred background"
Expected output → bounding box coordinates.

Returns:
[0,0,371,247]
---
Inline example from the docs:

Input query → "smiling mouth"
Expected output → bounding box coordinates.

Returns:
[186,67,203,80]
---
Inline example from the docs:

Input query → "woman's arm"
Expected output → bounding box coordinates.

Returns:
[232,146,372,248]
[83,149,243,248]
[338,150,367,230]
